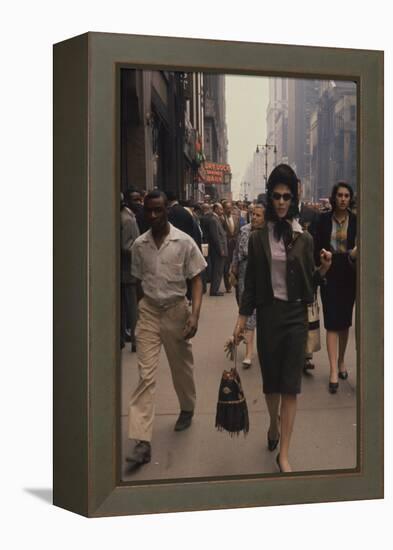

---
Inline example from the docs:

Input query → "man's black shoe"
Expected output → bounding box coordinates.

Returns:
[210,292,224,296]
[126,440,151,470]
[174,410,194,431]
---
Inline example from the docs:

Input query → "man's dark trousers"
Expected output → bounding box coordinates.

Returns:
[209,251,225,295]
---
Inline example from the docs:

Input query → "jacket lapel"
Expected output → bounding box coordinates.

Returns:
[259,226,271,270]
[347,212,356,248]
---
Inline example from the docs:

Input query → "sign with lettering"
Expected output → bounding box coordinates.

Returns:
[203,162,232,184]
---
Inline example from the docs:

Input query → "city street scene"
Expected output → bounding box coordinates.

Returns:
[120,69,358,481]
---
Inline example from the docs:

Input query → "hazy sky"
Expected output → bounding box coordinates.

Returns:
[225,75,269,199]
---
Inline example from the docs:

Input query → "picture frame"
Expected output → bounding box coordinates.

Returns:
[53,31,383,517]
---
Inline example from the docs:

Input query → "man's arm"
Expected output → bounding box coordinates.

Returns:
[183,274,203,339]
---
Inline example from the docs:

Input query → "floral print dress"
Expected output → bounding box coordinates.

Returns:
[233,223,257,331]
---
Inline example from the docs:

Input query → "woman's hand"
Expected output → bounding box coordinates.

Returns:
[233,316,247,345]
[319,248,332,276]
[349,246,357,261]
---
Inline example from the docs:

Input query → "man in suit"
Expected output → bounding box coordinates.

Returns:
[297,179,319,238]
[208,203,228,296]
[166,191,198,240]
[120,194,140,351]
[221,200,241,293]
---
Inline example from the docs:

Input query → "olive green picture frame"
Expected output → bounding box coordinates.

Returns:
[53,32,383,517]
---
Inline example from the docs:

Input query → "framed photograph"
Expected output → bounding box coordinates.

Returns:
[53,32,383,517]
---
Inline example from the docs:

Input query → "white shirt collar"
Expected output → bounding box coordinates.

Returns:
[291,218,303,233]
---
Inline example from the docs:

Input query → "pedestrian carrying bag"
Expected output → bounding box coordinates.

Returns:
[306,294,321,354]
[215,345,249,436]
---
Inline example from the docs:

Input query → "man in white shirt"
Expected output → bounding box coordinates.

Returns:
[126,190,207,471]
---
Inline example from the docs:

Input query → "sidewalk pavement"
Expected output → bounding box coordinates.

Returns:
[121,291,357,481]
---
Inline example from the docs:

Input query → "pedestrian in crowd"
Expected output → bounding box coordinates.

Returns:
[166,191,198,240]
[199,203,213,286]
[192,203,208,293]
[231,202,265,368]
[207,202,228,296]
[233,164,332,473]
[167,191,202,302]
[314,182,357,394]
[126,190,207,471]
[120,193,140,351]
[247,203,255,224]
[221,200,241,293]
[297,178,320,373]
[239,202,249,227]
[124,187,149,234]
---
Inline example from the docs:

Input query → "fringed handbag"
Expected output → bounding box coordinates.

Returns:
[306,294,321,354]
[215,345,249,436]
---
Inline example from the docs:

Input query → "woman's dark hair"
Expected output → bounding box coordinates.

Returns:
[264,164,299,247]
[329,181,355,209]
[144,190,168,206]
[265,164,299,220]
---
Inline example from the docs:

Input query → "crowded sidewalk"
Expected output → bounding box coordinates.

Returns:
[121,290,357,481]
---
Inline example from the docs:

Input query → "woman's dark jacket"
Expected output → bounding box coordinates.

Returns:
[313,210,356,265]
[239,225,324,316]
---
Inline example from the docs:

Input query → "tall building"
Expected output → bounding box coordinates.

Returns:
[287,79,321,198]
[203,74,231,199]
[267,77,357,201]
[310,81,357,200]
[242,151,265,200]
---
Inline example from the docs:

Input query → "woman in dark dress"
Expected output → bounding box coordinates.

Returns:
[233,165,332,473]
[314,182,357,394]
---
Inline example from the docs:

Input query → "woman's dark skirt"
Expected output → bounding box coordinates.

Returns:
[320,253,356,331]
[256,299,308,395]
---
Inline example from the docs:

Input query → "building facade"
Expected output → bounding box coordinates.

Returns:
[267,77,357,201]
[310,81,357,200]
[121,69,206,200]
[203,74,231,200]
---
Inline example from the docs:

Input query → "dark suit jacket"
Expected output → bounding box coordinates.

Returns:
[168,203,202,250]
[207,213,228,257]
[129,203,149,234]
[299,203,319,238]
[239,225,324,316]
[222,213,240,239]
[168,204,195,237]
[314,210,356,265]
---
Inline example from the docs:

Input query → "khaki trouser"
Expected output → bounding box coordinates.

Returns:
[128,296,196,442]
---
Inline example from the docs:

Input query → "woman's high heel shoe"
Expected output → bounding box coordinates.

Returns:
[267,432,280,451]
[267,415,280,451]
[329,381,339,394]
[338,370,348,380]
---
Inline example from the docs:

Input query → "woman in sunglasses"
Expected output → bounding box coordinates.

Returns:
[233,164,332,473]
[314,182,357,394]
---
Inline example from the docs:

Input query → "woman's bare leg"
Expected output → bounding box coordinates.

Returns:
[326,330,339,383]
[278,394,297,472]
[338,328,349,372]
[244,329,255,361]
[265,393,280,439]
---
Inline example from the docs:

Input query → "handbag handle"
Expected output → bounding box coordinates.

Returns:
[233,342,238,372]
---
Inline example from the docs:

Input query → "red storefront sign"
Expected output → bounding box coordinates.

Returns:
[203,162,231,185]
